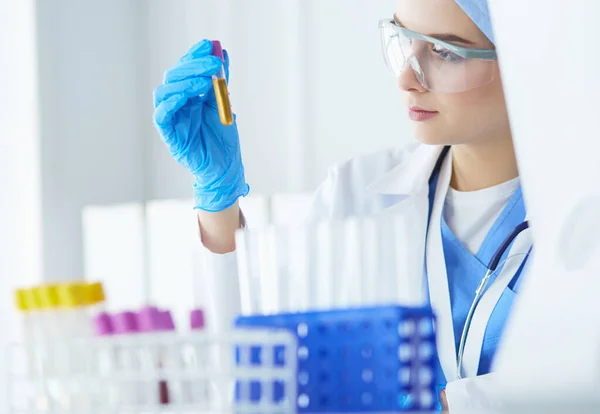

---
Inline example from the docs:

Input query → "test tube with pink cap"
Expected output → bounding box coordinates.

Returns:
[157,310,181,405]
[112,311,141,407]
[138,307,181,406]
[184,309,209,406]
[137,306,164,407]
[92,312,117,409]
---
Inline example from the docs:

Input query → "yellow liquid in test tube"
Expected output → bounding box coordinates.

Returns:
[211,40,234,126]
[213,77,233,126]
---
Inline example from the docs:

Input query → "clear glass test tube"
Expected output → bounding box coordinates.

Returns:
[187,309,209,407]
[14,289,38,412]
[37,285,66,412]
[93,313,116,411]
[157,311,179,406]
[85,282,106,316]
[112,312,141,408]
[137,306,163,408]
[211,40,234,126]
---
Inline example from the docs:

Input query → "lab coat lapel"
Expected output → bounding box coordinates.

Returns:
[368,145,446,306]
[377,191,430,305]
[461,226,533,377]
[425,154,458,381]
[367,145,445,196]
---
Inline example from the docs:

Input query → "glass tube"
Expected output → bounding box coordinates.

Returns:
[211,40,234,126]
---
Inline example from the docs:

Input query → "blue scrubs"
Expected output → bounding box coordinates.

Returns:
[441,186,526,374]
[427,148,529,384]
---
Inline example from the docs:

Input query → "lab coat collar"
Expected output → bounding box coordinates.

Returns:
[367,144,446,196]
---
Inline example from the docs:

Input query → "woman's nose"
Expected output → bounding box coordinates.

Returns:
[397,58,427,93]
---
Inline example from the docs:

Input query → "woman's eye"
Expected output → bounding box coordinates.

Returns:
[431,44,460,62]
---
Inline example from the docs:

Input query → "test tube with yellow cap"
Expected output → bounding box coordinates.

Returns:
[33,284,66,409]
[84,281,106,315]
[14,289,38,372]
[34,284,61,340]
[57,282,92,338]
[56,282,97,410]
[15,288,36,340]
[211,40,234,126]
[14,287,54,412]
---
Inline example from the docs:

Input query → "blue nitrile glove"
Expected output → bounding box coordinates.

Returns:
[153,39,249,212]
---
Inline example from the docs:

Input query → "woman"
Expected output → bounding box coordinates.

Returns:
[153,0,531,410]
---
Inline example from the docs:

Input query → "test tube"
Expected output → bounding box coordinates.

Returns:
[211,40,234,126]
[187,309,209,407]
[93,313,116,410]
[112,312,140,407]
[14,289,38,412]
[157,311,179,405]
[57,282,92,338]
[36,285,67,411]
[15,289,35,365]
[136,307,162,407]
[85,282,106,316]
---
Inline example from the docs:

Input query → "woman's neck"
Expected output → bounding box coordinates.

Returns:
[450,138,519,192]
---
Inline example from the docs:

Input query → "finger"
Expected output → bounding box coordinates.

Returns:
[179,39,213,63]
[153,77,213,107]
[153,93,189,128]
[163,56,222,84]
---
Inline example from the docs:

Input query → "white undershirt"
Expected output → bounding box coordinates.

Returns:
[443,177,520,255]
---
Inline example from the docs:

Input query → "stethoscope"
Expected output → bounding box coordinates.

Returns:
[455,220,531,379]
[429,147,532,380]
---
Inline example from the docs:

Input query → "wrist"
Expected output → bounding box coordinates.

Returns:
[197,201,242,254]
[193,179,250,212]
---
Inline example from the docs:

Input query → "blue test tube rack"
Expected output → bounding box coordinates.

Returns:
[235,305,441,413]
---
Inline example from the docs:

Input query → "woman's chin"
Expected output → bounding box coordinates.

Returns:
[412,123,452,146]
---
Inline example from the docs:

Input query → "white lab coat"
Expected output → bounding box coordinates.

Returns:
[200,142,532,413]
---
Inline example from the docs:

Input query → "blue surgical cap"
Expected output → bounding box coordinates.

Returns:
[455,0,494,43]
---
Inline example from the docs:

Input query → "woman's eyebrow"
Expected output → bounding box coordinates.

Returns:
[393,14,476,45]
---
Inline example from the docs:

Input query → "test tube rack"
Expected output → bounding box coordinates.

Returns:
[6,329,297,414]
[236,305,441,413]
[7,305,440,414]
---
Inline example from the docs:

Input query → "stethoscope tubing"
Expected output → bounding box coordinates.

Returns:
[456,221,530,379]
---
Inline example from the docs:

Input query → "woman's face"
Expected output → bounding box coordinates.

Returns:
[395,0,510,146]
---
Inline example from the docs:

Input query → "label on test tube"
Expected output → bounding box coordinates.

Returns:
[211,40,234,126]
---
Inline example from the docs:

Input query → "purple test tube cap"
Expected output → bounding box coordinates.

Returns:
[190,309,205,330]
[94,312,114,336]
[113,311,139,335]
[159,310,176,332]
[137,306,161,332]
[211,40,224,60]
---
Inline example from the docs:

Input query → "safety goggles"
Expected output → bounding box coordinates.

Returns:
[378,19,498,93]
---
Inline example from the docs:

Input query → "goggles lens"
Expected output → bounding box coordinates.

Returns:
[379,20,497,93]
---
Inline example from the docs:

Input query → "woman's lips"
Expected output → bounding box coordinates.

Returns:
[408,106,439,122]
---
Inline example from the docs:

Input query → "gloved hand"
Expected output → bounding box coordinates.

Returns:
[153,39,249,212]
